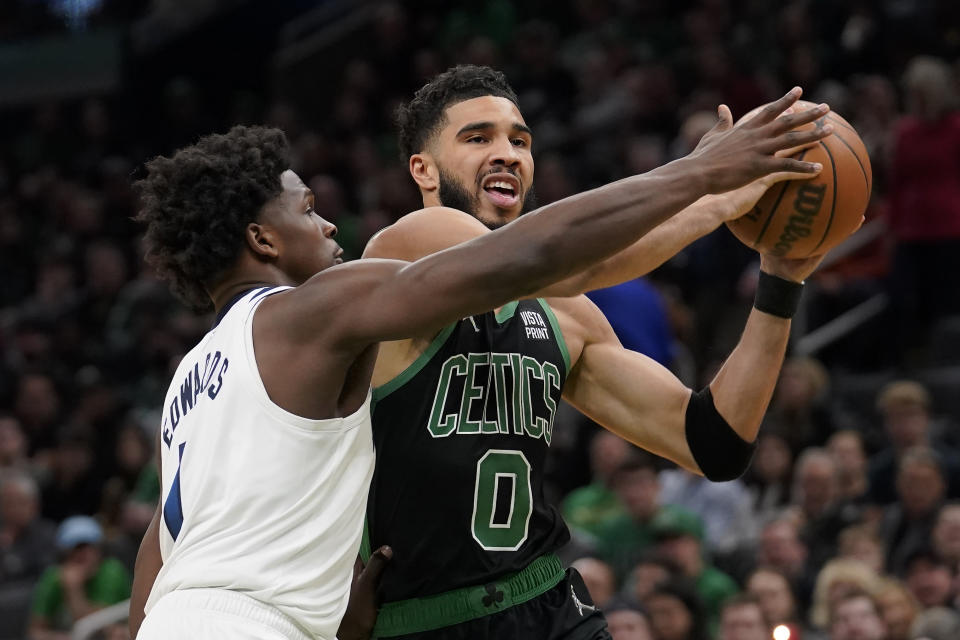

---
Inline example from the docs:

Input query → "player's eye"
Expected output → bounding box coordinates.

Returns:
[466,135,486,143]
[511,138,528,147]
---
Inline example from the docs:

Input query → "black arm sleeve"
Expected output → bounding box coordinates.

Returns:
[684,387,758,481]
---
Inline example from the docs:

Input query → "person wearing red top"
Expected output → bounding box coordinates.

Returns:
[888,56,960,359]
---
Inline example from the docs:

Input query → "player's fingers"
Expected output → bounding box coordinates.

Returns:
[772,157,822,175]
[761,167,824,187]
[357,546,393,588]
[774,138,822,159]
[768,125,833,152]
[353,557,364,581]
[751,87,802,126]
[770,103,829,133]
[717,104,733,130]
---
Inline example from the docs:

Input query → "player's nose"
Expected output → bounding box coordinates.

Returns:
[320,218,337,238]
[489,136,521,167]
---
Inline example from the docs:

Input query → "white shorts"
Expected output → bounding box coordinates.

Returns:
[138,589,315,640]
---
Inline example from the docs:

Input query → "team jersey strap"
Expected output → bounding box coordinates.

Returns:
[372,553,565,638]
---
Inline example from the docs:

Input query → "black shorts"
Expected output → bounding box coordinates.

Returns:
[381,569,611,640]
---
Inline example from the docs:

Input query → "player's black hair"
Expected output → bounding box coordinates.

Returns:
[396,65,519,159]
[135,125,290,312]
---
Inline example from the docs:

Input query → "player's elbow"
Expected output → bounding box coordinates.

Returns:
[684,387,758,482]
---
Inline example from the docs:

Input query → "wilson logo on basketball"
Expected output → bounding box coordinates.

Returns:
[772,183,827,256]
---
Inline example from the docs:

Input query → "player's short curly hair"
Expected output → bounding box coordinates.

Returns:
[135,125,290,312]
[396,65,519,159]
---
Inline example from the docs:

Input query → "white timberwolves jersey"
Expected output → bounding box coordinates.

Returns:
[145,286,375,639]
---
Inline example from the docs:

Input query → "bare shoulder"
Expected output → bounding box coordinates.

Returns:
[363,206,489,261]
[258,259,408,345]
[541,294,618,366]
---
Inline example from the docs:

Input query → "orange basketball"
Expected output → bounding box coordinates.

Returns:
[725,100,872,258]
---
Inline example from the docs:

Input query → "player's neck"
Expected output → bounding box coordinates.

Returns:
[209,278,281,313]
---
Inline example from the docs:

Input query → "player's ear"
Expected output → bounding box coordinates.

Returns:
[246,222,279,260]
[409,153,439,194]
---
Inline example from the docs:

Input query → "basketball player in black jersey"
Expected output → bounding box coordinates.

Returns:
[357,66,843,639]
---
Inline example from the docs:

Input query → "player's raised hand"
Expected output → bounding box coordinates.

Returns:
[337,546,393,640]
[688,87,833,195]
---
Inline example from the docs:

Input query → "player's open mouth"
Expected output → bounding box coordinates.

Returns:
[482,175,520,209]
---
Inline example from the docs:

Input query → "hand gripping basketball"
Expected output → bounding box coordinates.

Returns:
[689,87,834,195]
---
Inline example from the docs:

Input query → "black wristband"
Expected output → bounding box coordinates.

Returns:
[754,270,804,319]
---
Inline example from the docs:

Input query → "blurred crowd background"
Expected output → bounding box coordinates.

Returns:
[1,0,959,639]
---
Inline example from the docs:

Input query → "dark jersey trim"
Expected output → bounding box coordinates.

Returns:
[372,324,457,406]
[536,299,571,376]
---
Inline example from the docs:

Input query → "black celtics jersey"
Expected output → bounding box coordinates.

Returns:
[366,299,571,603]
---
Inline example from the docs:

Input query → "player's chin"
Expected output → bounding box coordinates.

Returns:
[478,203,521,229]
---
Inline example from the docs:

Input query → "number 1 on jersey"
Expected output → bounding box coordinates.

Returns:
[163,442,186,540]
[471,450,532,550]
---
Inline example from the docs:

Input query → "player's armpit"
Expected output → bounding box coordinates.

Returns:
[558,297,702,473]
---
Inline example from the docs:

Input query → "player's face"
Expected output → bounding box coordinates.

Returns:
[430,96,535,229]
[263,170,342,283]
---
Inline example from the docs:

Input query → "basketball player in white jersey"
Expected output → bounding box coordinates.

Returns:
[129,98,829,640]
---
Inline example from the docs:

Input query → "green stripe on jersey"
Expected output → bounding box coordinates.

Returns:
[537,299,570,376]
[373,324,457,407]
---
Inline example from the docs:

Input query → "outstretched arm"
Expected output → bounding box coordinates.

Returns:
[364,167,822,301]
[562,253,824,478]
[326,90,830,343]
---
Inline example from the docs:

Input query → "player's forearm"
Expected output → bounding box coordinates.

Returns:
[707,307,791,443]
[129,508,163,638]
[541,194,726,296]
[468,157,708,297]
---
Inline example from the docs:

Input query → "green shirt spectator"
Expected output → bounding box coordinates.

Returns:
[30,516,131,634]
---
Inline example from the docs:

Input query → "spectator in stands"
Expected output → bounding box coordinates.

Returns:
[757,517,809,585]
[623,554,681,606]
[29,516,130,640]
[908,607,960,640]
[585,277,676,368]
[0,471,55,585]
[809,558,878,631]
[868,381,960,505]
[717,594,770,640]
[594,453,689,581]
[888,55,960,357]
[40,432,102,522]
[658,465,754,555]
[563,430,633,539]
[650,508,738,633]
[874,577,920,640]
[0,415,30,473]
[879,446,948,575]
[742,434,794,521]
[643,579,709,640]
[931,502,960,571]
[745,567,809,637]
[826,430,871,505]
[571,557,617,609]
[605,600,654,640]
[901,548,954,610]
[837,525,886,574]
[828,590,886,640]
[13,371,63,461]
[791,449,863,573]
[764,357,835,454]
